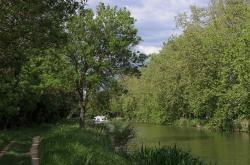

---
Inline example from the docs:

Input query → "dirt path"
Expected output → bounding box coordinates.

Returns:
[30,136,40,165]
[0,141,15,158]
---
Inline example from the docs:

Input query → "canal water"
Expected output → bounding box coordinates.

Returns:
[129,123,250,165]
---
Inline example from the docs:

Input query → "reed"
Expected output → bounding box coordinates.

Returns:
[130,145,207,165]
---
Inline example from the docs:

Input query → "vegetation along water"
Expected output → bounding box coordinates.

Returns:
[130,123,250,165]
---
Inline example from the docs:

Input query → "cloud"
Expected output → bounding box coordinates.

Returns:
[137,45,161,55]
[87,0,209,55]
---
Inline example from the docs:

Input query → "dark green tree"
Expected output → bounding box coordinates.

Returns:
[0,0,83,128]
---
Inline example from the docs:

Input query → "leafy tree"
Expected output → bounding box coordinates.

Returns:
[0,0,83,128]
[65,3,145,128]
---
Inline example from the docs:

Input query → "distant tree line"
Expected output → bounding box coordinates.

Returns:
[111,0,250,131]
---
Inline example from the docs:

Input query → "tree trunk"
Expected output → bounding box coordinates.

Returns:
[77,78,88,128]
[79,101,85,128]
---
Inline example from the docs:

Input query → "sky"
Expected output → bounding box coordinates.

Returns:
[87,0,209,55]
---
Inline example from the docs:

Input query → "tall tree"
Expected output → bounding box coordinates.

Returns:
[65,3,145,128]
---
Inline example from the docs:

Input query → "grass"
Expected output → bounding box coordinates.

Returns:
[0,121,208,165]
[0,133,12,150]
[8,140,32,153]
[39,122,129,165]
[0,138,32,165]
[0,152,31,165]
[0,124,51,165]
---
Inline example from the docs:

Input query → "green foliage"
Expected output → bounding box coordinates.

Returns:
[64,3,146,127]
[174,118,206,128]
[114,0,250,131]
[130,145,207,165]
[0,0,145,128]
[87,80,126,118]
[105,122,135,152]
[0,0,82,128]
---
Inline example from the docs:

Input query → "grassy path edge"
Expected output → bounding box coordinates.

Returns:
[0,141,15,158]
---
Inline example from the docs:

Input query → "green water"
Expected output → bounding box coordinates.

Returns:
[129,123,250,165]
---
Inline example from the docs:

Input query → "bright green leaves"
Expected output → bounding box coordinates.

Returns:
[114,0,250,128]
[64,3,144,121]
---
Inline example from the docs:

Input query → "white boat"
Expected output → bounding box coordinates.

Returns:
[93,116,108,123]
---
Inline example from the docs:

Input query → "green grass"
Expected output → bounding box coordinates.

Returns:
[0,125,51,165]
[39,123,129,165]
[8,140,32,153]
[0,133,12,150]
[0,152,31,165]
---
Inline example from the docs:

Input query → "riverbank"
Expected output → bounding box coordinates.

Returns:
[0,121,207,165]
[173,118,250,133]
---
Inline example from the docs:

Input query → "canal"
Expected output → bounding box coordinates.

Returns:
[129,123,250,165]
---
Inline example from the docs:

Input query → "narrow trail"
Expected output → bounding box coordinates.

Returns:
[0,141,15,158]
[30,136,40,165]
